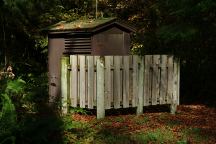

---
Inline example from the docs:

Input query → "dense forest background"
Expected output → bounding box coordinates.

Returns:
[0,0,215,143]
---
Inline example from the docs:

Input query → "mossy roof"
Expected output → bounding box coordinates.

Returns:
[48,17,135,33]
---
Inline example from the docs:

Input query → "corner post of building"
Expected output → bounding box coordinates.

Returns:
[97,56,105,119]
[61,56,70,114]
[137,56,144,115]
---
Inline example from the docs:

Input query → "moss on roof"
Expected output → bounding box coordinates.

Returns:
[48,17,116,31]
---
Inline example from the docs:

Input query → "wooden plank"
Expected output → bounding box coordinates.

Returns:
[120,56,123,106]
[144,55,151,106]
[97,56,105,119]
[170,57,179,114]
[61,56,69,114]
[94,56,99,107]
[87,56,94,109]
[137,56,144,115]
[132,55,138,107]
[123,56,130,108]
[105,56,112,109]
[151,55,160,105]
[167,56,174,104]
[160,55,168,104]
[79,55,86,108]
[70,55,78,107]
[177,59,180,105]
[113,56,121,108]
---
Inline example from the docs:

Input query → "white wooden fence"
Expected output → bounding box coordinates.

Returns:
[61,55,180,118]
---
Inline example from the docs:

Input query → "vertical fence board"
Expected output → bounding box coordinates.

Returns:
[97,57,105,118]
[70,55,78,107]
[144,55,151,106]
[167,56,174,103]
[137,56,144,115]
[80,56,86,108]
[160,55,168,104]
[123,56,130,108]
[61,57,69,114]
[132,56,138,107]
[151,55,160,105]
[94,56,99,107]
[177,59,180,105]
[113,56,121,108]
[105,56,112,109]
[87,56,94,109]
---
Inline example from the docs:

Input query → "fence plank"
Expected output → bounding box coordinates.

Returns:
[87,56,94,109]
[105,56,112,109]
[61,57,69,114]
[177,59,180,105]
[137,56,144,115]
[123,56,130,108]
[144,55,151,106]
[132,56,138,107]
[70,55,78,107]
[113,56,121,108]
[160,55,168,104]
[94,56,99,107]
[97,57,105,119]
[167,56,173,104]
[80,56,86,108]
[151,55,160,105]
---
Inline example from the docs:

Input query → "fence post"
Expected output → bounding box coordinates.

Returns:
[137,56,144,115]
[170,57,179,114]
[97,56,105,119]
[61,56,70,114]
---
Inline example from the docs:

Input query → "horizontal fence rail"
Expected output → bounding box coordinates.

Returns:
[61,55,180,118]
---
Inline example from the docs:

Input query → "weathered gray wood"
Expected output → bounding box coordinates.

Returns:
[160,55,168,104]
[66,55,180,117]
[105,56,112,109]
[61,56,69,114]
[137,56,144,115]
[70,55,78,107]
[80,56,86,108]
[94,56,99,107]
[87,56,94,109]
[97,56,105,119]
[177,59,180,105]
[170,57,179,114]
[151,55,160,105]
[123,56,130,108]
[132,56,139,107]
[143,55,151,106]
[113,56,121,108]
[167,56,174,104]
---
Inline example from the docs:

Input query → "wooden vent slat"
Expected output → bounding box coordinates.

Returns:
[64,37,91,54]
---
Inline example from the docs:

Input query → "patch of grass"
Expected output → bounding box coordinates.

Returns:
[96,129,132,144]
[113,116,125,122]
[181,127,208,143]
[69,107,89,115]
[133,116,149,125]
[132,128,176,143]
[167,119,182,127]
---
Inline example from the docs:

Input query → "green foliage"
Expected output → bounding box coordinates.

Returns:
[133,128,175,143]
[0,78,25,143]
[69,107,89,115]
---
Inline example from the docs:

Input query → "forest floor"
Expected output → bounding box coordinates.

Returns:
[63,105,216,144]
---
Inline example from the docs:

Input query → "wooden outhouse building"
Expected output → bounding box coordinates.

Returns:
[48,17,136,103]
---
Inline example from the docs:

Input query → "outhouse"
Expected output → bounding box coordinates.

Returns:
[48,17,136,103]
